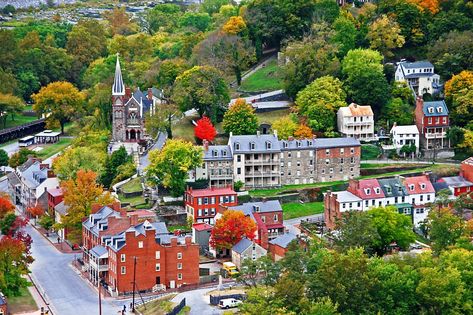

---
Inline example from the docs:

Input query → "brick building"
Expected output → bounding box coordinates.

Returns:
[0,293,7,315]
[82,203,199,294]
[324,175,435,229]
[268,233,298,261]
[184,186,238,224]
[199,132,361,189]
[415,97,450,151]
[439,157,473,196]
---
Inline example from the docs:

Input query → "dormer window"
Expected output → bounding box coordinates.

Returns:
[428,107,434,114]
[308,140,312,146]
[283,141,288,148]
[365,188,371,195]
[235,142,240,150]
[409,184,415,191]
[254,205,260,212]
[437,107,443,113]
[375,188,380,194]
[212,150,218,157]
[250,142,256,150]
[266,141,272,150]
[296,141,301,147]
[222,150,227,157]
[398,186,402,193]
[420,183,426,190]
[386,187,392,194]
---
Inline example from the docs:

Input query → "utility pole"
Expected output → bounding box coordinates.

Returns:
[98,275,102,315]
[132,256,137,313]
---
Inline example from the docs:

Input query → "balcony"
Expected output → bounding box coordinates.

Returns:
[90,260,109,272]
[209,172,233,179]
[245,171,280,177]
[344,121,373,127]
[425,132,446,139]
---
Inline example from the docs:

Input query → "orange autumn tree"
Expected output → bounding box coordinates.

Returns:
[58,169,114,243]
[210,210,257,250]
[0,196,15,220]
[194,116,217,142]
[27,205,45,218]
[294,124,314,139]
[408,0,440,14]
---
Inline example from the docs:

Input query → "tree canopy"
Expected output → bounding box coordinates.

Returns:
[222,98,259,135]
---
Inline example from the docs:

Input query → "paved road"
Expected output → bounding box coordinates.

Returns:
[284,213,324,236]
[27,225,119,315]
[171,287,226,315]
[138,132,167,171]
[1,141,19,156]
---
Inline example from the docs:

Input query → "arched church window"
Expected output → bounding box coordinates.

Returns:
[115,110,122,118]
[129,112,139,125]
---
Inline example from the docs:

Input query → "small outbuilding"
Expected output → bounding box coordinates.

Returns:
[34,130,61,144]
[231,238,267,269]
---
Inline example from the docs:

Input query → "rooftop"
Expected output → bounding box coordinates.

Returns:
[232,238,254,254]
[193,222,213,232]
[390,125,419,135]
[203,145,233,161]
[400,60,434,69]
[269,233,297,249]
[186,186,236,197]
[229,200,283,214]
[229,134,281,154]
[441,176,473,188]
[35,130,61,137]
[333,191,362,203]
[422,100,449,117]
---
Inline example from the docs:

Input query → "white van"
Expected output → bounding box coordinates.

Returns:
[218,298,243,309]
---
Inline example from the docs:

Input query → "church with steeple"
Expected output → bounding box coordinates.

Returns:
[111,55,164,146]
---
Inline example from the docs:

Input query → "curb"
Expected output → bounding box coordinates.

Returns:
[28,273,56,315]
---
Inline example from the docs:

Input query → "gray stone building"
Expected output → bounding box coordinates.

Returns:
[199,132,361,189]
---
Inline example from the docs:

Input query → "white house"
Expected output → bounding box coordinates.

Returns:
[231,238,267,269]
[337,103,377,142]
[390,125,420,156]
[395,60,441,96]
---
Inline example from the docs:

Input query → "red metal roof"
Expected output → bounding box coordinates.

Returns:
[351,179,385,199]
[186,187,236,197]
[403,175,435,195]
[48,188,63,197]
[193,223,213,231]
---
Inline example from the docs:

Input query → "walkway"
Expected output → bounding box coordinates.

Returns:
[361,159,460,166]
[138,131,167,171]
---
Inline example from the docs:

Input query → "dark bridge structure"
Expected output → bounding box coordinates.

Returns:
[0,119,46,144]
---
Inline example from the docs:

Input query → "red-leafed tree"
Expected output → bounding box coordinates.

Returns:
[0,236,31,296]
[27,205,45,218]
[210,210,257,250]
[194,116,217,142]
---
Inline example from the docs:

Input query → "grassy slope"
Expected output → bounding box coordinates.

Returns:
[282,202,324,220]
[8,286,38,314]
[36,137,73,159]
[239,59,284,92]
[121,177,142,193]
[137,294,177,315]
[1,114,37,130]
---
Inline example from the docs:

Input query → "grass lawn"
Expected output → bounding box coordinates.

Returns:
[239,59,284,92]
[256,109,292,125]
[1,114,38,130]
[121,177,143,193]
[173,115,197,143]
[137,294,178,315]
[282,201,324,220]
[118,193,152,209]
[168,225,190,232]
[36,137,73,159]
[8,285,38,314]
[361,144,381,160]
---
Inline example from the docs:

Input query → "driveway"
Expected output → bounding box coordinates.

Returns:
[171,287,226,315]
[26,225,119,315]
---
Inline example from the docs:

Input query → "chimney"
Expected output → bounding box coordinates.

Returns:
[257,130,260,136]
[130,214,139,226]
[273,129,278,138]
[416,96,423,111]
[288,136,294,142]
[262,197,267,203]
[171,237,178,246]
[111,202,121,212]
[229,131,233,138]
[47,170,55,178]
[393,122,397,128]
[185,235,192,245]
[125,87,131,99]
[147,88,153,101]
[203,139,209,152]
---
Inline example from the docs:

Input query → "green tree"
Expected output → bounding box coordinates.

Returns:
[271,116,298,140]
[295,76,346,132]
[32,81,85,133]
[391,81,415,105]
[172,66,229,123]
[381,98,413,126]
[145,4,181,34]
[427,207,466,254]
[100,146,132,188]
[201,0,230,15]
[222,98,259,135]
[0,93,24,129]
[332,15,357,58]
[366,14,405,58]
[8,148,36,168]
[179,12,211,32]
[146,139,203,197]
[0,150,8,168]
[341,48,384,78]
[313,0,340,23]
[53,147,105,180]
[283,23,340,98]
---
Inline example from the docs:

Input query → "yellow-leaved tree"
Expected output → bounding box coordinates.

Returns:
[445,71,473,127]
[367,15,405,58]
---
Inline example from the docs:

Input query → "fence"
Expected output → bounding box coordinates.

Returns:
[166,298,186,315]
[209,294,246,306]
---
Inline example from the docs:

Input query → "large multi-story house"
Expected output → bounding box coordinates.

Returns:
[390,124,420,156]
[337,103,377,142]
[82,203,199,295]
[7,158,59,212]
[199,132,361,189]
[395,60,441,96]
[324,175,435,229]
[415,97,450,151]
[220,200,285,250]
[184,186,238,224]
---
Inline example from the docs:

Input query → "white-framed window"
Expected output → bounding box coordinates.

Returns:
[340,148,344,154]
[177,263,182,270]
[155,251,161,259]
[121,266,126,274]
[350,147,355,154]
[177,252,182,259]
[250,142,256,150]
[235,143,240,150]
[121,254,126,262]
[325,159,330,165]
[138,241,143,248]
[297,151,301,158]
[409,184,415,191]
[261,216,266,223]
[375,188,380,194]
[155,263,160,271]
[266,141,272,149]
[365,188,371,195]
[273,214,278,221]
[420,183,426,190]
[326,149,330,155]
[178,273,183,280]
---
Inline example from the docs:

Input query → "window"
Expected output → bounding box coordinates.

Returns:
[321,169,325,174]
[420,183,426,190]
[365,188,371,195]
[342,203,346,209]
[266,141,272,149]
[203,197,208,205]
[350,157,355,164]
[409,184,414,191]
[437,107,443,113]
[340,148,344,154]
[428,107,434,113]
[250,142,256,150]
[155,251,161,259]
[178,273,183,280]
[427,195,431,201]
[329,168,333,174]
[350,147,355,154]
[297,161,301,167]
[273,214,278,221]
[121,266,126,274]
[340,158,344,164]
[261,216,265,223]
[326,149,330,156]
[420,195,424,202]
[235,143,240,150]
[288,152,292,158]
[350,167,354,172]
[237,168,241,175]
[386,187,392,194]
[121,254,126,262]
[198,198,202,205]
[428,117,432,124]
[177,252,182,259]
[443,117,447,124]
[309,150,313,157]
[296,141,301,147]
[212,150,217,157]
[222,150,227,157]
[297,170,301,176]
[138,241,143,248]
[288,162,292,167]
[325,159,330,165]
[237,155,241,162]
[375,188,380,194]
[177,263,182,270]
[297,151,301,158]
[365,200,369,207]
[155,263,160,271]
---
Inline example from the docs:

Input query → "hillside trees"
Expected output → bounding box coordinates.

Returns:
[367,15,405,58]
[0,93,24,128]
[222,99,259,135]
[444,70,473,127]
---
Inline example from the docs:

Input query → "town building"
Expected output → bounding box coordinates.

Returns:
[184,186,238,224]
[221,200,285,250]
[192,223,213,253]
[200,132,361,189]
[82,203,199,295]
[231,238,267,269]
[7,158,59,212]
[46,188,69,240]
[337,103,377,142]
[111,55,164,152]
[461,157,473,183]
[415,97,450,151]
[268,233,298,261]
[438,157,473,196]
[324,175,435,229]
[395,60,441,96]
[390,124,420,156]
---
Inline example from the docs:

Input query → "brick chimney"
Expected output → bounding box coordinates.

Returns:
[185,235,192,245]
[47,170,55,178]
[147,88,153,101]
[171,237,178,246]
[203,139,209,152]
[130,214,139,226]
[125,87,132,99]
[91,204,103,214]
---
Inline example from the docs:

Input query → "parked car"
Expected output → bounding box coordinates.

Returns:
[218,298,243,309]
[222,262,239,277]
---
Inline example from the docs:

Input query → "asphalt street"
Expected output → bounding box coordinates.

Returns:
[26,225,119,315]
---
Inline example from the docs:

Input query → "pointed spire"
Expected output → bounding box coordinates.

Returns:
[112,53,125,96]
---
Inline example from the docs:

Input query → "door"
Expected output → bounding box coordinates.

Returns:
[170,280,175,289]
[156,276,160,285]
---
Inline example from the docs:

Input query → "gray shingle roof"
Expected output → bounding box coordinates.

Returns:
[269,233,297,248]
[229,134,281,153]
[112,55,125,96]
[422,100,449,117]
[280,138,316,150]
[378,178,408,197]
[230,200,282,214]
[20,161,50,189]
[7,171,20,186]
[232,238,253,254]
[442,176,473,188]
[401,61,434,69]
[314,137,361,149]
[90,245,108,258]
[203,145,233,161]
[54,201,69,216]
[433,181,450,193]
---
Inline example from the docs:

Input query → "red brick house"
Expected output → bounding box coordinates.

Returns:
[220,200,285,249]
[438,157,473,196]
[184,186,238,224]
[461,157,473,183]
[0,293,7,315]
[268,233,298,261]
[415,97,450,151]
[82,203,199,295]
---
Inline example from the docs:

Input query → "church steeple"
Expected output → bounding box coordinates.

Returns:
[112,54,125,96]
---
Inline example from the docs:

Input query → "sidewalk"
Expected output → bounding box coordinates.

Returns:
[31,224,81,254]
